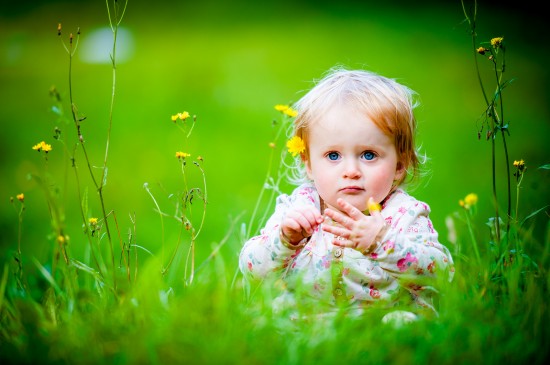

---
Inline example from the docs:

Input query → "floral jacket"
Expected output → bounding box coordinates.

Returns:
[239,183,455,315]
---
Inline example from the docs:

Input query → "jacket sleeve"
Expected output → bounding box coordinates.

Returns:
[238,185,318,282]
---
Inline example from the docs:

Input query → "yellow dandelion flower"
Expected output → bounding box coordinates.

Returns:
[171,112,190,122]
[490,37,503,48]
[275,104,289,112]
[16,193,24,202]
[460,193,478,210]
[464,193,478,207]
[286,136,305,157]
[175,151,191,159]
[283,107,298,118]
[513,159,525,170]
[32,141,52,152]
[41,142,52,153]
[89,217,98,226]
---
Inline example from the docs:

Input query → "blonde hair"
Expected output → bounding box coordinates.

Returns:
[288,67,422,186]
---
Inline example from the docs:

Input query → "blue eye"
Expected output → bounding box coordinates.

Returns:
[362,151,376,160]
[327,152,340,161]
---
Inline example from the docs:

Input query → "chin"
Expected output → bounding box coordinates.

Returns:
[340,196,368,212]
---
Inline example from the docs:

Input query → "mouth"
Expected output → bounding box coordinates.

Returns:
[338,186,365,194]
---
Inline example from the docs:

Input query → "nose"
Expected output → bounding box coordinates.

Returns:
[343,159,361,179]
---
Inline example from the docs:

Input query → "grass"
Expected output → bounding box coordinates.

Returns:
[1,1,549,364]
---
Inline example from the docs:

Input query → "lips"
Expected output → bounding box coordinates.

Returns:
[339,186,365,193]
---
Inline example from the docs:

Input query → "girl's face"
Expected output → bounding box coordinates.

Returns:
[305,102,405,213]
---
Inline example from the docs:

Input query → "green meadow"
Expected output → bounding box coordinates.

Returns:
[1,0,548,364]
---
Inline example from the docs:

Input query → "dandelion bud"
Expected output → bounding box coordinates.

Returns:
[488,55,493,61]
[70,33,73,44]
[77,27,81,35]
[79,135,84,142]
[10,197,14,204]
[57,23,62,36]
[16,193,24,202]
[269,142,276,149]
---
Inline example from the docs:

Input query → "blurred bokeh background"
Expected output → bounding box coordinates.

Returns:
[1,0,548,279]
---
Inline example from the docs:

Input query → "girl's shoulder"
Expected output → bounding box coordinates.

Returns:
[383,188,432,215]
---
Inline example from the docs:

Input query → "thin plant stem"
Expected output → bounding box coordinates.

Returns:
[462,0,501,242]
[144,183,166,265]
[465,211,482,264]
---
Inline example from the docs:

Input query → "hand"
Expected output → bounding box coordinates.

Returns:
[322,197,388,255]
[281,205,324,246]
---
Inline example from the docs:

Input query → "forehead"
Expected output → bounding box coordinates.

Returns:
[310,102,381,137]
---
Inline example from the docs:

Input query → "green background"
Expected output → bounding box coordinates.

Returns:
[1,0,548,277]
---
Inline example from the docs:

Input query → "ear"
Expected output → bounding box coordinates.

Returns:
[394,161,406,181]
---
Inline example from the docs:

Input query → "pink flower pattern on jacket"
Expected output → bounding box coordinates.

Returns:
[239,183,455,314]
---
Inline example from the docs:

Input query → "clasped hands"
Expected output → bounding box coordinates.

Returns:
[280,197,388,255]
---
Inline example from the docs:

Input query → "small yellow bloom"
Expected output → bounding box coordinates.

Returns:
[274,104,297,117]
[513,159,525,170]
[32,141,52,153]
[460,193,478,210]
[286,136,305,157]
[16,193,24,202]
[171,112,190,122]
[274,104,289,112]
[283,107,298,118]
[197,155,203,161]
[176,151,191,159]
[464,193,478,207]
[41,142,52,153]
[368,201,381,212]
[476,47,487,55]
[89,217,98,226]
[57,235,66,244]
[490,37,503,48]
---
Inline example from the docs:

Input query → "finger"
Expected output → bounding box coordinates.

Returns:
[290,211,319,236]
[336,198,364,220]
[301,208,323,229]
[322,223,350,239]
[324,208,353,229]
[332,235,353,248]
[283,216,303,234]
[305,205,324,224]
